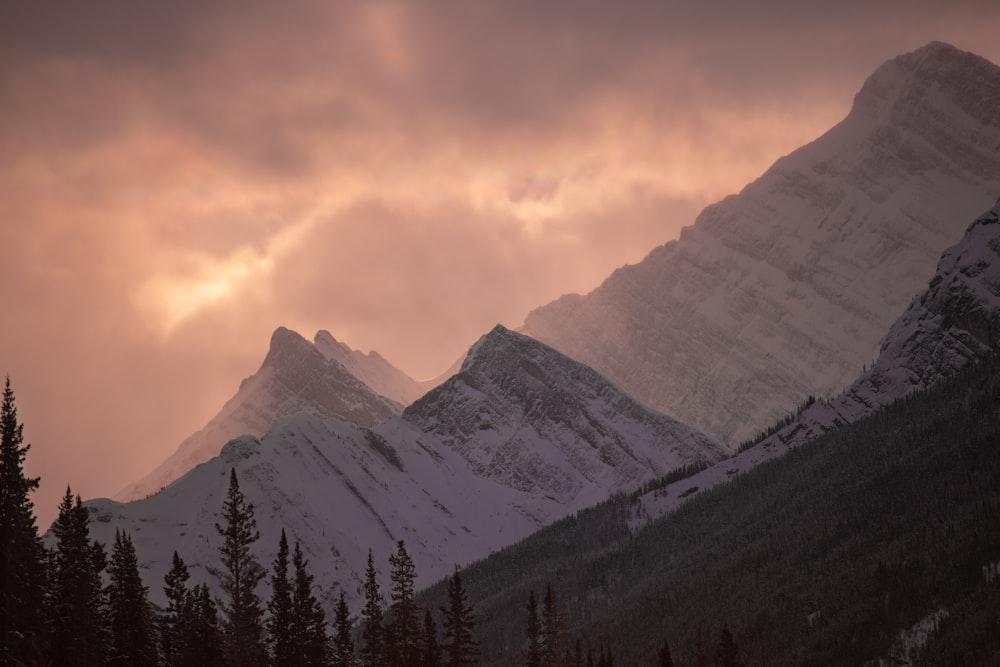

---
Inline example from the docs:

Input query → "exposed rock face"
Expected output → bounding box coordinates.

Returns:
[522,42,1000,447]
[116,327,402,501]
[86,327,724,615]
[313,330,432,405]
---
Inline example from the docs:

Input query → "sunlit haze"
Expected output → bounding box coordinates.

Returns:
[2,1,999,527]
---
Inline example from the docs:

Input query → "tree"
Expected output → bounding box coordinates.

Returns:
[657,639,674,667]
[161,551,191,667]
[106,529,157,666]
[267,530,294,666]
[290,540,329,666]
[541,584,567,667]
[50,487,108,667]
[183,584,222,666]
[421,611,442,667]
[331,591,354,667]
[216,468,267,667]
[525,590,542,667]
[716,623,743,667]
[387,540,421,666]
[440,567,479,667]
[359,549,384,667]
[0,377,46,664]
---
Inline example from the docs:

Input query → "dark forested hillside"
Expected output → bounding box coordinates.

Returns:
[417,355,1000,666]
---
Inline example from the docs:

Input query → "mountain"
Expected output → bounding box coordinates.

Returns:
[86,326,725,612]
[116,327,404,501]
[522,41,1000,447]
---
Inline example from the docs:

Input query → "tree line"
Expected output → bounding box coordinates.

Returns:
[0,376,480,667]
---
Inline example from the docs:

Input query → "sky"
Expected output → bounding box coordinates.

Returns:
[2,0,999,528]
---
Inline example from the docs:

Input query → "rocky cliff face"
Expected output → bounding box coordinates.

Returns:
[522,42,1000,447]
[88,327,724,615]
[116,327,402,501]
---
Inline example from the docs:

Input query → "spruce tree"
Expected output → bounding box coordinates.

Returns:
[50,487,108,667]
[421,610,442,667]
[216,468,267,667]
[290,540,329,666]
[106,529,158,666]
[162,551,190,667]
[541,584,567,667]
[716,623,743,667]
[359,549,384,667]
[267,530,294,666]
[525,590,542,667]
[440,567,478,667]
[0,377,46,664]
[184,583,222,666]
[657,639,674,667]
[331,591,354,667]
[387,540,421,666]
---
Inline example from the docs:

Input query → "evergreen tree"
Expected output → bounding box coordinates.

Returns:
[716,623,743,667]
[0,377,46,664]
[268,530,294,667]
[106,529,158,666]
[573,639,583,667]
[216,468,267,667]
[290,540,329,666]
[359,549,384,667]
[541,584,567,667]
[50,487,108,667]
[161,551,191,667]
[331,591,354,667]
[525,590,542,667]
[183,583,223,667]
[387,540,421,666]
[657,639,674,667]
[440,567,479,667]
[421,610,442,667]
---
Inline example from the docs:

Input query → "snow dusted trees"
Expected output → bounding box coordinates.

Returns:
[331,592,354,667]
[0,377,45,664]
[217,468,268,667]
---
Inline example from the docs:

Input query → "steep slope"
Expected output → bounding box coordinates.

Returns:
[86,327,724,615]
[637,196,1000,521]
[523,41,1000,446]
[404,325,727,508]
[116,327,402,501]
[313,330,435,405]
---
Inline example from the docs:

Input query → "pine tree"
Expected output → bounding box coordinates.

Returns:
[106,529,158,666]
[387,540,421,666]
[290,540,329,666]
[525,590,542,667]
[421,610,441,667]
[331,591,354,667]
[0,377,46,664]
[161,551,190,667]
[50,487,108,667]
[541,584,567,667]
[716,623,743,667]
[359,549,384,667]
[268,530,294,667]
[657,639,674,667]
[216,468,267,667]
[440,567,479,667]
[183,583,222,666]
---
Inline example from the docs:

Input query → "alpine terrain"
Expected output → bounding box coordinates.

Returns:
[522,41,1000,447]
[83,326,725,613]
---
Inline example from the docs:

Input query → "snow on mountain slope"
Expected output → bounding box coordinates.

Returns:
[404,325,727,509]
[116,327,402,501]
[87,326,724,615]
[634,197,1000,524]
[313,330,441,405]
[522,42,1000,448]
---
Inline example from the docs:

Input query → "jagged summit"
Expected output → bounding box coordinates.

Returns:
[116,326,403,501]
[523,42,1000,447]
[405,325,727,504]
[312,329,432,405]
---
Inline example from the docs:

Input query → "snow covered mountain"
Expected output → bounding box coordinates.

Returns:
[116,327,405,501]
[634,197,1000,523]
[86,326,724,614]
[522,42,1000,448]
